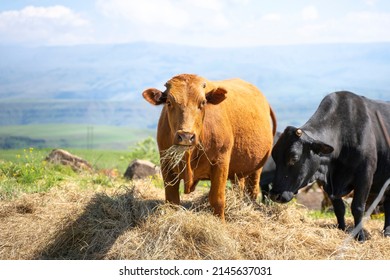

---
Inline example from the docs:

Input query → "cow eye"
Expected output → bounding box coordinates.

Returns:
[166,100,172,108]
[199,100,207,109]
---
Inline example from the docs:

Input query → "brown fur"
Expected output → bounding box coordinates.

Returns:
[143,74,276,220]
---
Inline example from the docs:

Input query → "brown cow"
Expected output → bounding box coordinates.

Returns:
[143,74,276,220]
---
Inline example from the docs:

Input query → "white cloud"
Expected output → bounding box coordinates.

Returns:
[0,6,88,27]
[1,1,389,47]
[297,11,390,44]
[186,0,224,11]
[262,13,281,21]
[92,0,390,47]
[364,0,377,6]
[95,0,230,45]
[96,0,231,30]
[344,11,390,40]
[96,0,189,29]
[301,6,319,21]
[0,5,91,45]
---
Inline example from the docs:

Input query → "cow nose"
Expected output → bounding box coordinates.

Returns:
[270,191,294,203]
[175,131,196,146]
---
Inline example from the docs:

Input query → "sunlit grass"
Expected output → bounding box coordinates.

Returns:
[0,148,76,199]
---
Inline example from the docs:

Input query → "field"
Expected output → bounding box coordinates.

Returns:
[0,124,155,150]
[0,147,389,260]
[0,148,131,172]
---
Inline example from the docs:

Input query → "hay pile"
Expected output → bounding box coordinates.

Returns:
[0,179,389,260]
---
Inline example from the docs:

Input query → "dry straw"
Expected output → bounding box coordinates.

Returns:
[1,179,389,260]
[159,145,190,186]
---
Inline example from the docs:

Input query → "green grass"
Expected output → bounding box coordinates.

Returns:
[1,148,139,175]
[66,149,131,173]
[0,148,76,199]
[0,137,160,173]
[0,137,162,200]
[0,124,156,150]
[307,202,354,220]
[308,209,343,219]
[0,148,124,200]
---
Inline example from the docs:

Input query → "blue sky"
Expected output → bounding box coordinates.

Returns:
[1,0,390,47]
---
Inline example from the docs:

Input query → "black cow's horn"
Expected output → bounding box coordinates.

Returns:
[296,129,303,137]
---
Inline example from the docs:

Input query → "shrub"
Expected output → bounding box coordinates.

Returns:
[121,137,160,165]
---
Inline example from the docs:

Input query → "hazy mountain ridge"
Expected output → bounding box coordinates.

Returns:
[0,100,160,128]
[0,42,389,129]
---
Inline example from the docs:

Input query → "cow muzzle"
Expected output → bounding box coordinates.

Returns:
[174,130,196,146]
[269,191,294,203]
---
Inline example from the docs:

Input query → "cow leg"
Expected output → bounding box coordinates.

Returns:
[331,197,346,230]
[163,172,181,205]
[350,178,372,242]
[351,199,367,242]
[383,194,390,237]
[245,168,262,201]
[209,164,229,221]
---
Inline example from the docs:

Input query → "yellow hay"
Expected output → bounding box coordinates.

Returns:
[1,179,389,260]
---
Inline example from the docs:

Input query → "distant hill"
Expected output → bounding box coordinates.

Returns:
[0,100,159,129]
[0,124,155,150]
[0,42,389,129]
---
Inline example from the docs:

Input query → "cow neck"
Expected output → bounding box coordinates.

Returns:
[302,100,342,155]
[315,158,331,186]
[302,124,338,154]
[302,124,337,197]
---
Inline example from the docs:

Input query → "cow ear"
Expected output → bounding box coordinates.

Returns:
[311,140,334,155]
[142,88,167,105]
[206,87,227,105]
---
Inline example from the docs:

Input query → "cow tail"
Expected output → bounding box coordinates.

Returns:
[270,106,277,136]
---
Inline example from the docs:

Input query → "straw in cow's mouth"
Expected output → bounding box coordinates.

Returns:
[160,145,190,171]
[160,145,192,186]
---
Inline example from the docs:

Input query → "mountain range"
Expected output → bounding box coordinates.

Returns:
[0,42,389,130]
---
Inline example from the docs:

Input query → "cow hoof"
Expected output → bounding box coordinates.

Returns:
[337,224,346,231]
[355,230,366,242]
[384,226,390,237]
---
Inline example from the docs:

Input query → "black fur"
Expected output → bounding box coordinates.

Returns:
[270,91,390,241]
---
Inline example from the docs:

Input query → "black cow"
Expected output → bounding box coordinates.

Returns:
[270,91,390,241]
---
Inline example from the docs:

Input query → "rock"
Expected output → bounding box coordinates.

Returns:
[296,191,324,211]
[124,159,160,180]
[45,149,92,172]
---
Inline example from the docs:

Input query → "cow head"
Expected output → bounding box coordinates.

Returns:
[142,74,227,147]
[270,126,334,203]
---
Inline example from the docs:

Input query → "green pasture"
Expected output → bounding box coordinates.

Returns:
[0,124,155,150]
[1,148,129,171]
[0,137,161,199]
[0,143,159,174]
